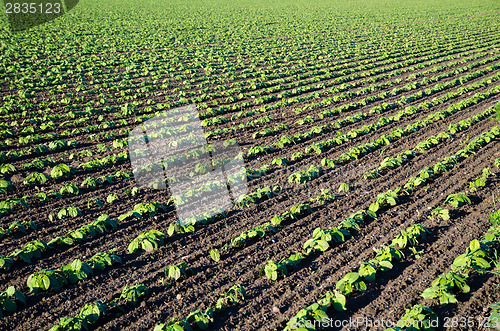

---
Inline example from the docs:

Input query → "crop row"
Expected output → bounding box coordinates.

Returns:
[285,161,498,330]
[386,207,500,331]
[246,60,500,161]
[205,47,499,139]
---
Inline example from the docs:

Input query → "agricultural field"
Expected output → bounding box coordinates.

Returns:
[1,0,500,330]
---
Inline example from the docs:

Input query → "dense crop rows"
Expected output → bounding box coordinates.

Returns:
[0,0,500,330]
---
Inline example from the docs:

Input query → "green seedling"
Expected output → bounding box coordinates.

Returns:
[214,284,245,313]
[60,259,93,284]
[128,229,165,253]
[106,193,119,204]
[445,192,471,208]
[336,272,367,296]
[0,286,25,318]
[27,269,67,293]
[209,249,220,262]
[120,284,148,306]
[87,249,121,271]
[421,272,469,305]
[166,262,193,281]
[429,206,450,221]
[338,182,350,193]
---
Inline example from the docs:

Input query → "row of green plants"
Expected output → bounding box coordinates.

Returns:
[386,208,500,331]
[243,56,500,159]
[320,87,499,172]
[4,15,492,126]
[279,130,500,328]
[197,36,498,125]
[49,283,148,331]
[403,126,500,192]
[4,34,491,153]
[3,22,495,134]
[242,70,500,185]
[27,250,121,293]
[230,203,313,248]
[202,44,494,138]
[0,202,167,272]
[232,123,499,258]
[284,168,493,331]
[283,221,431,330]
[0,169,133,217]
[0,220,36,240]
[0,286,25,319]
[154,284,245,331]
[362,104,498,180]
[286,86,499,186]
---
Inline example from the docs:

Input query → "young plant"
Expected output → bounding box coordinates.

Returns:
[60,259,93,284]
[421,272,470,305]
[106,193,119,204]
[5,220,36,236]
[214,284,245,313]
[76,301,107,326]
[391,224,429,249]
[185,308,214,330]
[52,206,82,221]
[0,255,13,271]
[119,284,148,306]
[0,180,13,194]
[289,203,312,220]
[338,182,350,193]
[429,206,450,221]
[310,189,335,205]
[0,164,16,176]
[369,246,404,271]
[27,269,68,293]
[209,248,220,262]
[336,272,367,296]
[166,262,193,281]
[445,192,471,208]
[271,157,288,167]
[50,164,75,179]
[0,286,25,318]
[261,253,303,281]
[167,221,195,236]
[230,223,276,247]
[261,260,287,281]
[81,176,99,189]
[87,198,104,209]
[369,188,400,213]
[87,249,121,270]
[451,239,490,272]
[59,183,79,196]
[303,227,346,254]
[128,229,165,253]
[284,302,329,331]
[487,302,500,329]
[387,304,437,331]
[22,172,48,186]
[9,240,47,263]
[358,262,378,282]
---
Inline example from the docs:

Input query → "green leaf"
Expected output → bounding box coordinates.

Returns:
[142,239,155,252]
[168,266,181,281]
[379,260,393,269]
[128,241,140,253]
[469,239,480,252]
[2,298,16,312]
[209,249,220,262]
[316,239,329,252]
